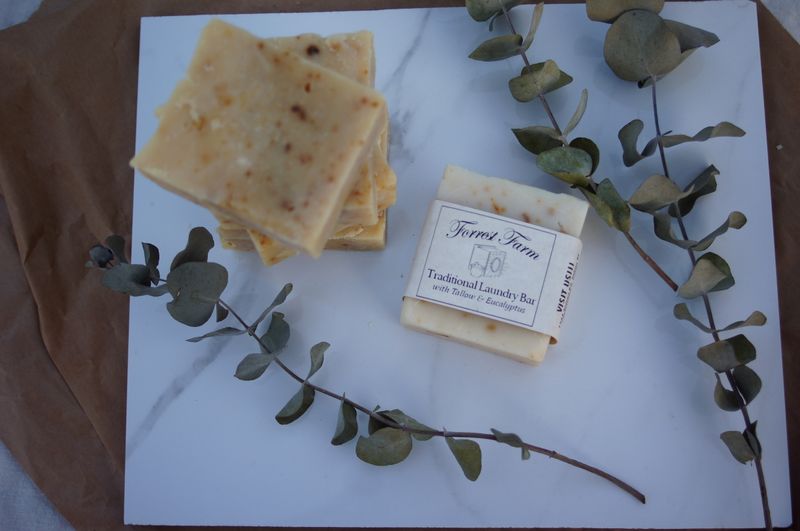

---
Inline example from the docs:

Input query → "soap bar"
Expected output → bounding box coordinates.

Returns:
[130,19,385,257]
[400,165,588,365]
[326,212,387,250]
[269,32,379,227]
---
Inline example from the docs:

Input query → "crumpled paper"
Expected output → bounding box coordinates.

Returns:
[0,0,796,528]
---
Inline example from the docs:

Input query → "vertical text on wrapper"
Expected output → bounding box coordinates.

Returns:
[556,260,577,327]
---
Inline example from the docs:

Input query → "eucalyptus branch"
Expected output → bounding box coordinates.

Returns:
[216,297,645,503]
[88,229,645,503]
[650,77,772,530]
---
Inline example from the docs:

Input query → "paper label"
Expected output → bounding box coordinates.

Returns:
[405,200,582,341]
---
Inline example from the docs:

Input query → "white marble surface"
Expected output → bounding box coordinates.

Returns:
[126,2,790,527]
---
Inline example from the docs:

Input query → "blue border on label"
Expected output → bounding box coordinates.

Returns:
[414,203,557,329]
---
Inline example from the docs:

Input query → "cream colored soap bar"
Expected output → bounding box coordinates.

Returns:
[130,20,385,257]
[400,165,589,365]
[326,211,387,250]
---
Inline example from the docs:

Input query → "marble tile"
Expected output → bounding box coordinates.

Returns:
[126,2,791,527]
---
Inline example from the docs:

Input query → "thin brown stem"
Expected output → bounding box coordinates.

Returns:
[623,231,679,291]
[216,298,646,504]
[502,7,563,136]
[650,79,772,530]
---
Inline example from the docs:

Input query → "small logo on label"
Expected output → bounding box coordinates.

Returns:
[468,245,505,278]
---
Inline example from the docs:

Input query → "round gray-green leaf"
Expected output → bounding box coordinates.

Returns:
[580,179,631,232]
[142,242,160,283]
[102,263,170,297]
[604,9,682,82]
[618,119,659,167]
[331,399,359,446]
[586,0,663,23]
[664,19,719,53]
[187,326,245,343]
[713,375,741,412]
[307,341,330,379]
[569,138,600,176]
[469,34,522,62]
[260,312,290,353]
[466,0,522,22]
[733,365,762,405]
[720,430,756,464]
[491,428,531,460]
[380,410,435,441]
[511,126,563,155]
[446,438,482,481]
[356,428,413,466]
[536,146,593,186]
[252,283,293,330]
[678,252,734,299]
[275,384,315,425]
[234,353,272,381]
[629,174,690,212]
[669,165,719,218]
[697,334,756,373]
[166,262,228,327]
[170,227,215,271]
[508,60,571,102]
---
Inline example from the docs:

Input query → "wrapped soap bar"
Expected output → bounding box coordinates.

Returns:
[400,165,589,365]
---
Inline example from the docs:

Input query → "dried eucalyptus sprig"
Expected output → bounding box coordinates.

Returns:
[87,227,645,502]
[465,0,771,527]
[585,1,771,528]
[466,0,679,291]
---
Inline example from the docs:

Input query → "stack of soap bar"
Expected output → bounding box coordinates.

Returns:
[400,165,589,365]
[131,20,388,258]
[212,31,397,264]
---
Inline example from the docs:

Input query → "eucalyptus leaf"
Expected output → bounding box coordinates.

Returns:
[563,89,589,137]
[252,283,294,330]
[569,137,600,176]
[368,411,392,435]
[379,410,436,441]
[105,235,128,264]
[446,438,482,481]
[718,311,767,333]
[275,384,315,425]
[170,227,214,271]
[692,212,747,252]
[261,312,290,353]
[536,146,593,186]
[714,374,741,412]
[664,19,719,53]
[234,353,273,381]
[356,428,413,466]
[331,398,359,446]
[142,242,160,283]
[509,61,572,102]
[166,262,228,327]
[186,326,245,343]
[466,0,523,22]
[469,34,523,62]
[697,334,756,373]
[215,302,229,322]
[520,3,544,51]
[604,9,682,82]
[669,165,719,218]
[512,126,563,155]
[720,430,755,464]
[661,122,745,148]
[308,341,330,379]
[88,244,114,268]
[618,119,659,167]
[673,303,711,333]
[491,428,531,460]
[102,264,170,297]
[653,212,697,249]
[586,0,664,23]
[677,252,734,299]
[732,365,762,405]
[629,174,691,212]
[744,422,762,459]
[580,180,631,232]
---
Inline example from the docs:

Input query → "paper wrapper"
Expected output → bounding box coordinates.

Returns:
[0,0,797,528]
